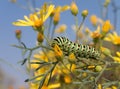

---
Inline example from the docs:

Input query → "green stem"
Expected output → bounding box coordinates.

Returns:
[47,17,53,38]
[38,61,58,89]
[76,70,98,75]
[95,62,108,84]
[102,81,119,88]
[47,61,58,86]
[76,17,85,43]
[74,16,79,30]
[25,74,44,82]
[36,62,54,71]
[12,44,53,51]
[51,24,57,40]
[28,50,32,70]
[44,35,51,46]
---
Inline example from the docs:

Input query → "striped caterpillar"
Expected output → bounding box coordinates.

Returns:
[51,37,100,60]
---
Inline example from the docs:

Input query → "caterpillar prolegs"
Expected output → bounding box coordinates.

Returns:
[51,37,100,60]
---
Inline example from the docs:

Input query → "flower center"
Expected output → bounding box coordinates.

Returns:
[34,19,43,27]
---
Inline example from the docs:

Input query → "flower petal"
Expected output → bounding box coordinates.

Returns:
[43,5,54,22]
[116,52,120,57]
[48,83,61,88]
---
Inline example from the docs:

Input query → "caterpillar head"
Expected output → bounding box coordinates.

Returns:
[51,36,67,48]
[51,37,60,48]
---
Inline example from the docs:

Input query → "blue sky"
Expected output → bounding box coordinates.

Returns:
[0,0,120,87]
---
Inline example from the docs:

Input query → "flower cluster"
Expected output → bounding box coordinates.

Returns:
[12,1,120,89]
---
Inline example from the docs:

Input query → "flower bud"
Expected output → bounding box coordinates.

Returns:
[87,65,95,69]
[64,75,72,84]
[82,72,87,77]
[55,24,67,33]
[53,12,60,25]
[70,2,78,16]
[10,0,16,3]
[90,15,97,26]
[85,27,91,35]
[102,20,111,33]
[91,25,101,39]
[68,53,77,63]
[101,47,111,56]
[90,76,95,81]
[95,66,102,72]
[37,32,44,43]
[104,0,111,7]
[50,10,55,17]
[81,9,88,18]
[15,29,21,40]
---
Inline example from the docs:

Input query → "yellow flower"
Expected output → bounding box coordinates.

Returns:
[116,52,120,56]
[101,47,111,56]
[113,52,120,63]
[50,5,70,16]
[105,85,117,89]
[85,27,91,35]
[64,75,72,84]
[54,5,70,13]
[32,50,55,69]
[102,20,111,33]
[81,9,88,18]
[105,88,111,89]
[53,12,60,25]
[13,4,54,28]
[30,59,40,69]
[55,24,67,33]
[69,53,76,60]
[91,25,101,39]
[111,86,117,89]
[68,64,76,72]
[104,32,120,45]
[104,0,111,7]
[31,51,57,84]
[46,83,61,89]
[62,64,76,73]
[98,84,102,89]
[29,82,60,89]
[60,5,70,12]
[32,51,55,73]
[70,2,78,16]
[30,50,75,89]
[90,15,97,26]
[87,65,95,69]
[51,5,69,25]
[68,53,76,63]
[82,72,87,77]
[29,83,39,89]
[41,83,60,89]
[33,50,55,67]
[53,44,63,58]
[33,51,49,62]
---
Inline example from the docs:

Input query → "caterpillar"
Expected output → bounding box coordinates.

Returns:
[51,37,100,60]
